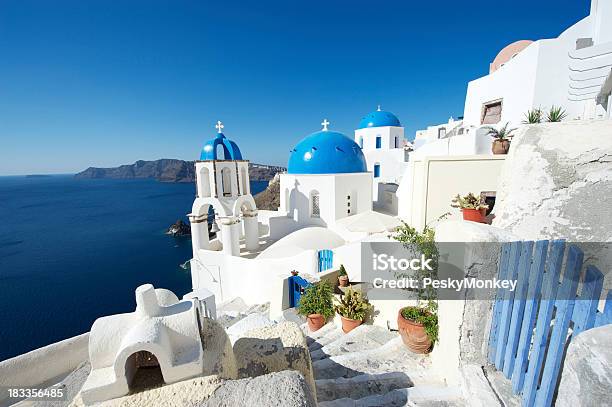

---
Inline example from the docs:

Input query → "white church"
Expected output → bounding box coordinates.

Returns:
[185,0,612,325]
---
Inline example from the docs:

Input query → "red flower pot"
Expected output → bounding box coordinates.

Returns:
[307,314,325,332]
[462,208,486,223]
[340,316,362,333]
[397,309,432,354]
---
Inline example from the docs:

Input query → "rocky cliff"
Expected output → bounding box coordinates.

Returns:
[75,159,285,182]
[254,173,281,210]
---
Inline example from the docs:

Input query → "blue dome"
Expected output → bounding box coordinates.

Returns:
[358,109,401,129]
[200,133,243,161]
[287,130,367,174]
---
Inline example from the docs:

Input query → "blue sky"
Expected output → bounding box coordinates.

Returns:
[0,0,590,175]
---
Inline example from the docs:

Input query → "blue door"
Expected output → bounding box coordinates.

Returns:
[374,164,380,178]
[288,275,312,308]
[318,249,334,273]
[375,136,382,149]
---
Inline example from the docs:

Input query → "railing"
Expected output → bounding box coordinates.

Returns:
[488,240,611,407]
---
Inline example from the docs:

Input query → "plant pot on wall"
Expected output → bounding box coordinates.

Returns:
[397,309,432,354]
[492,139,510,154]
[340,316,362,333]
[306,313,325,332]
[461,208,486,223]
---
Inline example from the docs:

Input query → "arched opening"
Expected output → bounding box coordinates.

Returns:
[221,167,232,197]
[310,190,320,218]
[216,144,226,160]
[240,167,248,195]
[125,351,164,392]
[284,188,290,214]
[197,166,211,198]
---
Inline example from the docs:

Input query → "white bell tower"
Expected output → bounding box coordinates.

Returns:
[189,121,259,257]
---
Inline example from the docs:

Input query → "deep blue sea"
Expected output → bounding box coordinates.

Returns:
[0,175,268,361]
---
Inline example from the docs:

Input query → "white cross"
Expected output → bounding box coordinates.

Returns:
[321,119,330,131]
[215,120,224,133]
[377,105,381,111]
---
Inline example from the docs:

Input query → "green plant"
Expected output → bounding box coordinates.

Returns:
[483,122,515,140]
[400,306,439,344]
[451,192,489,211]
[392,221,439,315]
[334,287,372,321]
[297,282,335,319]
[522,108,542,124]
[546,105,567,122]
[338,264,347,276]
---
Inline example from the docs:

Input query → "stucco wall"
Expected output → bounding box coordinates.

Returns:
[397,155,506,230]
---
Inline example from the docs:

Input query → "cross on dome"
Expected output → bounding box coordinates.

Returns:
[377,105,382,111]
[215,120,224,134]
[321,119,330,131]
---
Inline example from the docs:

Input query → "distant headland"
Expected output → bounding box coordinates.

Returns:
[75,159,285,183]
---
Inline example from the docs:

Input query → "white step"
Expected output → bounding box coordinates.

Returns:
[317,385,465,407]
[310,325,397,361]
[315,372,413,402]
[313,337,431,380]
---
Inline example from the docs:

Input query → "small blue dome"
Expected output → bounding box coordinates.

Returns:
[287,130,367,174]
[200,133,243,161]
[358,109,401,129]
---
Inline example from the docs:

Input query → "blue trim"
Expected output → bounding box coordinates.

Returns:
[373,164,380,178]
[287,130,367,174]
[358,110,401,129]
[200,133,243,161]
[375,136,382,149]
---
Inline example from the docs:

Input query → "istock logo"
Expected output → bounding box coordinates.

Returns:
[372,253,434,271]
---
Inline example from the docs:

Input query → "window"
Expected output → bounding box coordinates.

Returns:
[375,136,382,149]
[374,164,380,178]
[394,137,399,148]
[311,192,320,218]
[438,127,446,139]
[481,100,503,124]
[359,136,363,148]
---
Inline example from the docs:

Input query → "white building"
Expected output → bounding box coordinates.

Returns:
[189,121,259,257]
[280,119,373,228]
[354,107,410,213]
[463,0,612,127]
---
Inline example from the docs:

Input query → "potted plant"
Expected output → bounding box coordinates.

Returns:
[546,105,567,122]
[338,264,349,287]
[334,286,373,333]
[392,221,439,354]
[397,306,438,354]
[451,193,489,223]
[290,270,299,276]
[297,282,334,332]
[522,108,542,124]
[484,122,514,154]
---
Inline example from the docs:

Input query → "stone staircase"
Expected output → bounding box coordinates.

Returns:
[217,299,466,406]
[303,323,465,406]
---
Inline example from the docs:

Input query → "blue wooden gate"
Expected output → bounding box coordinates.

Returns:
[318,249,334,273]
[288,275,312,308]
[488,240,612,407]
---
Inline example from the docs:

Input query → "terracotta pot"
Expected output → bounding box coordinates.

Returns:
[492,139,510,154]
[306,314,325,332]
[462,208,486,223]
[340,316,362,333]
[397,309,432,354]
[338,275,349,287]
